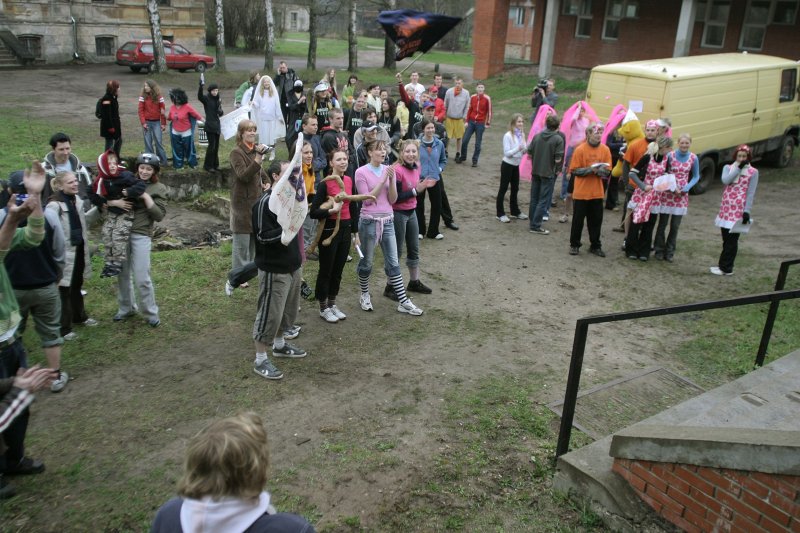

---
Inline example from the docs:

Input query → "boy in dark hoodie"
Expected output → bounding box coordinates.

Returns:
[90,150,146,277]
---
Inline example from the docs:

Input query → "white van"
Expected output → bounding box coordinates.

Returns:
[586,53,799,193]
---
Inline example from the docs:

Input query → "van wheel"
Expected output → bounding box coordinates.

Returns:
[692,157,716,195]
[767,136,794,168]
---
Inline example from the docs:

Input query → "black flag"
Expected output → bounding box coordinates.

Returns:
[377,9,463,61]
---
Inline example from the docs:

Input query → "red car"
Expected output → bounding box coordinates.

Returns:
[116,40,214,73]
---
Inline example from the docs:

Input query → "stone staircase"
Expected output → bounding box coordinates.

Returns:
[0,39,19,67]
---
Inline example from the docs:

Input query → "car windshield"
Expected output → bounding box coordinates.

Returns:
[121,42,137,51]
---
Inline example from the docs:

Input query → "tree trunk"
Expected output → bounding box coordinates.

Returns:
[348,0,358,72]
[382,0,396,70]
[215,0,226,72]
[263,0,275,71]
[307,3,317,71]
[146,0,168,73]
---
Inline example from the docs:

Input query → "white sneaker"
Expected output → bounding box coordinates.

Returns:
[418,234,424,240]
[360,292,373,311]
[497,215,511,223]
[330,305,347,320]
[320,307,339,323]
[434,233,444,240]
[543,215,550,221]
[63,332,78,341]
[709,266,734,276]
[51,370,69,393]
[397,300,423,316]
[82,318,99,327]
[513,213,529,220]
[224,280,235,297]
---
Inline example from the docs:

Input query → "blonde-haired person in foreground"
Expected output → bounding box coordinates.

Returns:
[151,412,315,533]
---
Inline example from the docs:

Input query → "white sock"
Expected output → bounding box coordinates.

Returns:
[255,352,268,365]
[273,338,285,349]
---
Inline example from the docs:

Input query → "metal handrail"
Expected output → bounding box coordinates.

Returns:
[555,259,800,458]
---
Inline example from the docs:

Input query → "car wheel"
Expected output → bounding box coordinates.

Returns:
[147,61,155,74]
[130,66,142,73]
[691,156,716,195]
[179,69,187,73]
[766,135,795,168]
[195,62,207,73]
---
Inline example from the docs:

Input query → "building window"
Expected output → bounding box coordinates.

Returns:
[562,0,593,37]
[509,6,526,27]
[95,36,115,57]
[773,0,798,23]
[18,35,42,59]
[740,0,770,50]
[602,0,638,40]
[158,0,171,5]
[697,0,730,48]
[779,69,797,102]
[290,11,298,31]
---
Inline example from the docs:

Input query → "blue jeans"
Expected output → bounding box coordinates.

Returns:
[460,121,485,163]
[529,175,556,230]
[357,217,401,279]
[143,120,169,166]
[170,131,196,169]
[393,209,420,269]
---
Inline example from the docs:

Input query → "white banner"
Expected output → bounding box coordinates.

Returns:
[269,133,308,245]
[220,105,251,140]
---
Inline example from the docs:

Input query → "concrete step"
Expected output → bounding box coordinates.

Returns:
[553,349,800,529]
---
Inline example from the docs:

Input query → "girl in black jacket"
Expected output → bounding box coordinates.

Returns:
[198,80,224,172]
[99,79,122,157]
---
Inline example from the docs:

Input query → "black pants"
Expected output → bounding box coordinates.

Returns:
[0,340,29,470]
[417,180,442,238]
[315,220,351,302]
[654,214,683,259]
[440,175,454,225]
[719,228,740,273]
[605,176,619,209]
[570,199,604,250]
[229,261,258,287]
[59,243,88,336]
[626,216,658,258]
[204,132,220,170]
[497,161,521,217]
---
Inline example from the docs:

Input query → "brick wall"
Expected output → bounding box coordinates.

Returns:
[613,458,800,533]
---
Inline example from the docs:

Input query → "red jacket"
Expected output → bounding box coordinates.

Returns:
[433,98,446,122]
[138,96,166,126]
[467,94,492,125]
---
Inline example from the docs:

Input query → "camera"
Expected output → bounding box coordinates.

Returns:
[537,79,549,90]
[257,145,269,155]
[15,193,28,206]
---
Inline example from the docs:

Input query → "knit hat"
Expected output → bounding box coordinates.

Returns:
[314,81,329,93]
[294,80,304,88]
[207,83,219,93]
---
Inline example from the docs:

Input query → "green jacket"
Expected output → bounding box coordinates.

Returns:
[0,215,45,336]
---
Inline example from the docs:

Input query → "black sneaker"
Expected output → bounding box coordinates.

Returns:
[471,161,477,167]
[0,475,15,499]
[455,152,462,163]
[407,279,432,294]
[272,342,307,358]
[383,284,399,301]
[4,456,45,476]
[253,359,284,380]
[589,248,606,258]
[569,246,580,255]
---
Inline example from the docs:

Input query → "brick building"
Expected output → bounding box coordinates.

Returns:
[474,0,800,79]
[0,0,205,65]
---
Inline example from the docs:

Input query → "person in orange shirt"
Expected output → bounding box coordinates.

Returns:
[568,122,612,256]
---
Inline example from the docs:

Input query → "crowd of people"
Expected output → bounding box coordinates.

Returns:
[0,63,759,528]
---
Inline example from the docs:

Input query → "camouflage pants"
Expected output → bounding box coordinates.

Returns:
[102,211,134,264]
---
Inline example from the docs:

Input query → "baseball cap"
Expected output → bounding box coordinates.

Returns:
[361,120,378,132]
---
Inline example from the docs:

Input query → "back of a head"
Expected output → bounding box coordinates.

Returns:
[177,412,270,500]
[545,114,560,131]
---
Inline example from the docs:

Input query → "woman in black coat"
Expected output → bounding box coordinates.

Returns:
[99,79,122,157]
[198,80,224,172]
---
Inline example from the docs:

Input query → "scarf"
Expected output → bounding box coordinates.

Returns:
[302,162,315,195]
[60,191,84,246]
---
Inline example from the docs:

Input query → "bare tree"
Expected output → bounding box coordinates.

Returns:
[264,0,275,70]
[348,0,358,71]
[146,0,168,73]
[215,0,226,71]
[306,1,341,71]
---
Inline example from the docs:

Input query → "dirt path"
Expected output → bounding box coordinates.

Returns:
[1,60,798,531]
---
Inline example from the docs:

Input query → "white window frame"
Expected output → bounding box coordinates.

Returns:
[739,0,771,50]
[602,0,638,40]
[574,0,593,38]
[509,6,526,27]
[698,0,731,48]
